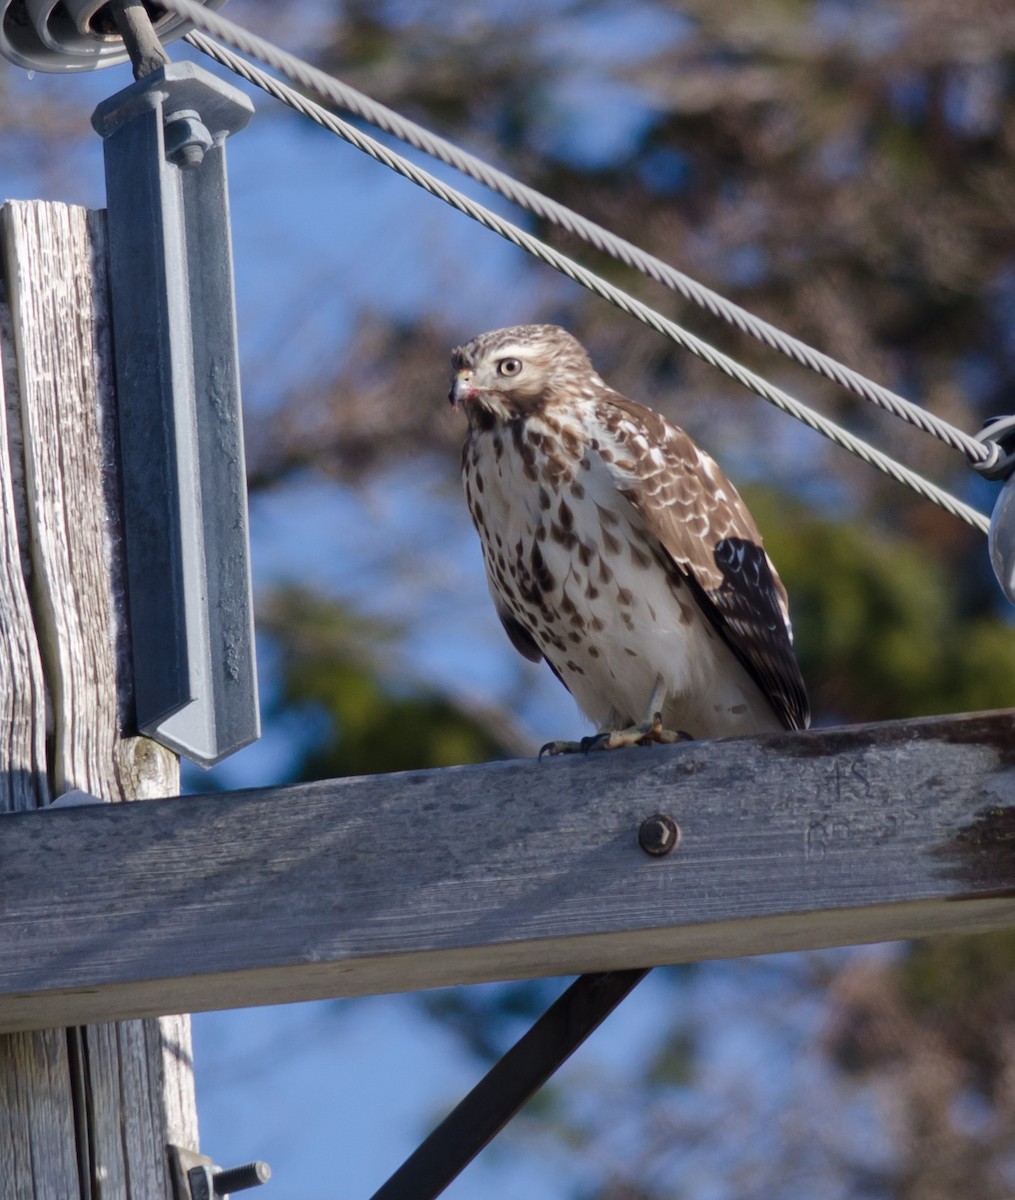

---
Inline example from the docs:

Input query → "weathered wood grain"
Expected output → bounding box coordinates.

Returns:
[0,710,1013,1033]
[0,200,195,1198]
[0,201,83,1200]
[0,249,47,815]
[0,1031,79,1200]
[2,201,179,802]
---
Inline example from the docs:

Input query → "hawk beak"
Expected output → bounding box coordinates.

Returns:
[449,369,476,409]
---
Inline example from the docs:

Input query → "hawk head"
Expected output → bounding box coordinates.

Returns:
[449,324,600,426]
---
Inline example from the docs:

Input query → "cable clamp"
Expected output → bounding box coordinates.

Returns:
[973,416,1015,480]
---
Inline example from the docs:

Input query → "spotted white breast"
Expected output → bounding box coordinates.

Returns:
[463,397,786,739]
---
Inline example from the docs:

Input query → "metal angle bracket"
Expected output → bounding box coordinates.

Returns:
[92,62,259,766]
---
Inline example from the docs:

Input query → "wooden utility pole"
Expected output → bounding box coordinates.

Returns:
[0,199,198,1197]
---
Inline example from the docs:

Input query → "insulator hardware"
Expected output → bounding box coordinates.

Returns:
[0,0,228,73]
[974,416,1015,607]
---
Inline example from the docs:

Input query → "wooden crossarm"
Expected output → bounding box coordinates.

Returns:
[2,708,1014,1033]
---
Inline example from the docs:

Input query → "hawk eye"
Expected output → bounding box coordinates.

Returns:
[497,357,523,377]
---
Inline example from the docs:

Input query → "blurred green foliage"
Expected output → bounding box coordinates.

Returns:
[749,489,1015,724]
[259,588,509,777]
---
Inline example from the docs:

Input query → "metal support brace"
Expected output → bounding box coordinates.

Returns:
[369,969,649,1200]
[92,63,259,765]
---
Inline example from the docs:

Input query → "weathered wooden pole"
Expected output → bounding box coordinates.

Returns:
[0,199,198,1198]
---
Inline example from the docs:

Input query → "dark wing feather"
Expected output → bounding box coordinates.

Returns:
[497,604,543,663]
[596,392,810,731]
[684,536,810,730]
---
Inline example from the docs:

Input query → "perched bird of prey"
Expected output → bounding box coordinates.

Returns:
[449,324,809,753]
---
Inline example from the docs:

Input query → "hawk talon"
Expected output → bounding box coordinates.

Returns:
[538,735,616,758]
[597,719,694,751]
[647,713,694,745]
[538,739,588,759]
[538,721,693,758]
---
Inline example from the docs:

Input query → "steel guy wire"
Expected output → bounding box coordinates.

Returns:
[162,0,999,474]
[180,27,990,534]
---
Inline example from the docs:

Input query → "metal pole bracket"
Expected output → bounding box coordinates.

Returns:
[92,62,259,766]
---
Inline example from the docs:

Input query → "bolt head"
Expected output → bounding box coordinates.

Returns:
[638,814,680,857]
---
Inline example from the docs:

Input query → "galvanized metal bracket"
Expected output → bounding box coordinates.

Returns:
[92,62,260,765]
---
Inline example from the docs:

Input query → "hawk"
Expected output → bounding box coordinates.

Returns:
[448,324,809,752]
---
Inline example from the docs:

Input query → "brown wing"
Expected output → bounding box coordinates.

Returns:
[595,393,810,732]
